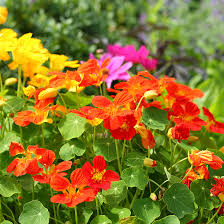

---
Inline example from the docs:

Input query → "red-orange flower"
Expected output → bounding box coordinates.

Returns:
[82,156,120,191]
[182,165,210,188]
[33,150,72,184]
[171,101,206,131]
[78,58,110,87]
[50,168,97,207]
[168,123,190,143]
[188,150,223,169]
[6,142,46,176]
[203,107,224,134]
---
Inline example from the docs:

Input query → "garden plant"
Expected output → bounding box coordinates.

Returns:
[1,3,224,224]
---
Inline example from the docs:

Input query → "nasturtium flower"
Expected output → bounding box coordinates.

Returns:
[23,85,36,98]
[6,142,46,177]
[188,150,223,169]
[38,88,58,100]
[0,28,17,61]
[28,74,53,88]
[168,123,190,143]
[0,6,8,24]
[4,77,17,86]
[49,54,79,72]
[203,107,224,134]
[182,165,210,188]
[33,150,72,184]
[82,155,120,191]
[50,168,97,207]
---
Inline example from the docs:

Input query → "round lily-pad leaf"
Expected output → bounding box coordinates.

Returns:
[121,166,148,190]
[59,139,86,160]
[58,113,87,140]
[19,200,49,224]
[102,180,127,206]
[163,183,195,219]
[142,107,169,131]
[0,175,20,197]
[93,138,119,162]
[133,198,161,224]
[153,215,180,224]
[108,207,131,223]
[190,179,219,210]
[0,132,20,154]
[124,152,145,167]
[218,216,224,224]
[90,215,112,224]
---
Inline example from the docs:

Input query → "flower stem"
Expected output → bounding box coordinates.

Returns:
[40,124,45,146]
[74,206,78,224]
[206,202,223,224]
[50,186,57,224]
[115,139,121,174]
[17,65,22,97]
[95,196,100,216]
[130,188,140,209]
[180,165,193,183]
[58,92,68,113]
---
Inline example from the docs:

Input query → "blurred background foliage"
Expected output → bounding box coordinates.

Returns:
[1,0,224,145]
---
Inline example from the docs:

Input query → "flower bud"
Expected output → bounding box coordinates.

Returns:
[144,158,157,167]
[144,90,158,100]
[218,193,224,202]
[167,128,173,139]
[23,85,36,98]
[150,193,157,201]
[5,77,17,86]
[0,96,7,107]
[220,146,224,154]
[38,88,58,100]
[187,136,199,143]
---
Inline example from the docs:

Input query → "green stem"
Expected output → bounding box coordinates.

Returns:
[135,96,144,111]
[40,124,45,146]
[120,140,126,170]
[130,189,140,209]
[50,187,57,224]
[17,65,22,97]
[0,73,3,94]
[115,139,121,174]
[58,92,68,112]
[50,217,64,224]
[1,199,17,224]
[0,197,5,222]
[168,157,187,171]
[74,206,78,224]
[153,180,169,193]
[99,85,103,96]
[206,202,223,224]
[95,196,100,216]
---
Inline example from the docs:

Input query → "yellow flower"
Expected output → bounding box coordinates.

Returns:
[8,33,49,78]
[23,85,36,98]
[0,28,17,61]
[0,7,8,24]
[38,88,58,100]
[49,54,79,72]
[28,74,53,88]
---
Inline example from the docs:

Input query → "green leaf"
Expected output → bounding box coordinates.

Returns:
[17,174,33,191]
[79,207,93,224]
[218,216,224,224]
[142,107,169,131]
[102,180,127,206]
[0,175,20,197]
[59,139,86,160]
[124,152,145,167]
[163,183,195,219]
[133,198,161,224]
[19,200,50,224]
[2,221,13,224]
[153,215,180,224]
[0,132,20,154]
[190,179,217,210]
[121,167,148,190]
[90,215,112,224]
[108,207,131,224]
[58,113,87,140]
[93,138,119,162]
[3,97,26,113]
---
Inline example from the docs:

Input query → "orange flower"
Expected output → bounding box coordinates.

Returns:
[78,58,110,87]
[6,142,46,176]
[23,85,36,98]
[0,7,8,24]
[188,150,223,169]
[50,169,97,207]
[33,150,72,184]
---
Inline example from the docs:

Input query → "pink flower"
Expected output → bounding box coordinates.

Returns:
[89,53,132,88]
[107,44,157,70]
